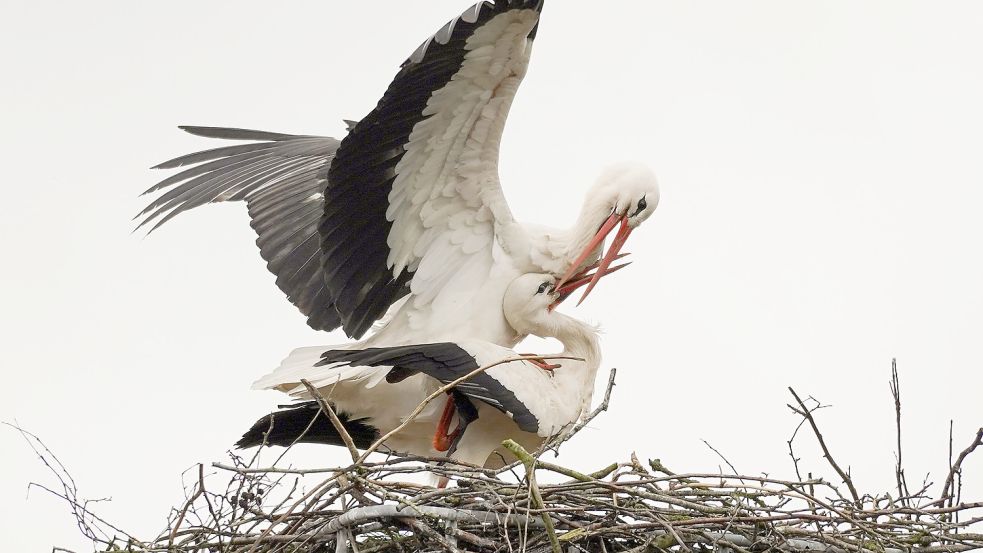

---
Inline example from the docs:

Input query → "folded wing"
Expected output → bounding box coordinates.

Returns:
[318,343,544,434]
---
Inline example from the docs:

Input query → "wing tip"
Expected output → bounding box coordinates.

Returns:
[405,0,544,66]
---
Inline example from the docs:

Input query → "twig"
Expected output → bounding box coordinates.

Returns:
[702,439,741,478]
[213,463,343,476]
[890,359,911,507]
[787,387,862,507]
[502,439,562,553]
[357,355,582,463]
[402,519,463,553]
[301,378,360,464]
[938,428,983,508]
[545,368,617,453]
[168,464,205,547]
[786,415,809,486]
[951,421,956,500]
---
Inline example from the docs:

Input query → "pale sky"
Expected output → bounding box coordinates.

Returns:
[2,1,981,550]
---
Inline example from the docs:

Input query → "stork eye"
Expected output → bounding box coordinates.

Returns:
[536,282,552,294]
[631,196,648,217]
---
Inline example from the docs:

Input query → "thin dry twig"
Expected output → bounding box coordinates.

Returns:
[301,378,360,464]
[787,387,862,507]
[937,428,983,508]
[890,359,911,508]
[168,464,205,547]
[701,439,741,479]
[546,367,618,453]
[358,354,583,463]
[503,439,563,553]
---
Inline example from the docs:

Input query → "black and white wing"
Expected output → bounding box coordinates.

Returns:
[320,0,546,337]
[136,126,344,332]
[138,0,546,339]
[318,343,544,434]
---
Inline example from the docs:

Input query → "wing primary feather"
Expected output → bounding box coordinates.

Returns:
[140,129,344,333]
[178,126,308,142]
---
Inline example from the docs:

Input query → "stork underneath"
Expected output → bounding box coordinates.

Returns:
[237,274,601,470]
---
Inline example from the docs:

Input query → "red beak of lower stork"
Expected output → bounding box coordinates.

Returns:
[552,212,635,310]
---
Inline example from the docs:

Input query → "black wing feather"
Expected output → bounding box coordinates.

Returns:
[237,401,379,449]
[318,344,540,433]
[138,127,343,332]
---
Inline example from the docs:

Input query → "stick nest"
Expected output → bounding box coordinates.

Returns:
[19,367,983,553]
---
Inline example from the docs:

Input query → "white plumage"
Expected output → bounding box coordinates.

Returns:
[138,1,661,348]
[247,274,601,469]
[136,2,660,473]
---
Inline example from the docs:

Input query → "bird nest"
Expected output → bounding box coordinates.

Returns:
[22,367,983,553]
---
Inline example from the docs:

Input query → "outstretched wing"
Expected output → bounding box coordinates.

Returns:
[137,126,344,332]
[322,0,545,338]
[319,344,542,434]
[138,1,546,338]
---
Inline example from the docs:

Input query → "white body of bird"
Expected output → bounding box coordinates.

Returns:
[247,274,601,468]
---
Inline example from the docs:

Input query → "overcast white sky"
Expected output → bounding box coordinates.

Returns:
[2,1,982,550]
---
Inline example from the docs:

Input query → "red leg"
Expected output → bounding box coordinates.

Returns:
[432,395,462,452]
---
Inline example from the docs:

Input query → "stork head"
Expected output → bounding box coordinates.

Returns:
[557,162,660,306]
[590,162,661,229]
[503,273,560,336]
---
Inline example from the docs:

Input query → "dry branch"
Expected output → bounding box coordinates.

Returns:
[787,387,863,507]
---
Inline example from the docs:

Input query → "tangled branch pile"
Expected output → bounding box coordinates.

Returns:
[22,367,983,553]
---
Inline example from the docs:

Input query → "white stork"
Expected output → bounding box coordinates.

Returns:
[237,273,601,470]
[137,0,660,347]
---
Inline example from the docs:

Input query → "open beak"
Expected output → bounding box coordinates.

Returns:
[549,260,631,311]
[554,213,635,308]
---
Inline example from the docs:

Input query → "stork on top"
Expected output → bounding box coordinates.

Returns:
[136,0,660,346]
[237,273,603,470]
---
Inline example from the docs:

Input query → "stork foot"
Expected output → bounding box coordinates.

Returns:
[521,354,561,372]
[432,392,478,454]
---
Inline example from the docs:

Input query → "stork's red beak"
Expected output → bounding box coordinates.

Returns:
[553,212,635,308]
[550,259,631,311]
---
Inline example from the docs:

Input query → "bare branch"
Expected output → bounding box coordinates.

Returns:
[889,359,911,507]
[938,427,983,508]
[301,378,360,464]
[787,387,862,507]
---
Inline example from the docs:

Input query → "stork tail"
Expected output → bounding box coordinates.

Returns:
[236,402,379,449]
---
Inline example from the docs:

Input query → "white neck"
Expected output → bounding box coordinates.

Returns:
[553,196,613,266]
[526,310,601,394]
[500,192,611,276]
[550,312,600,362]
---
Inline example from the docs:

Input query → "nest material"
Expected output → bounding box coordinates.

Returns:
[17,367,983,553]
[126,446,983,553]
